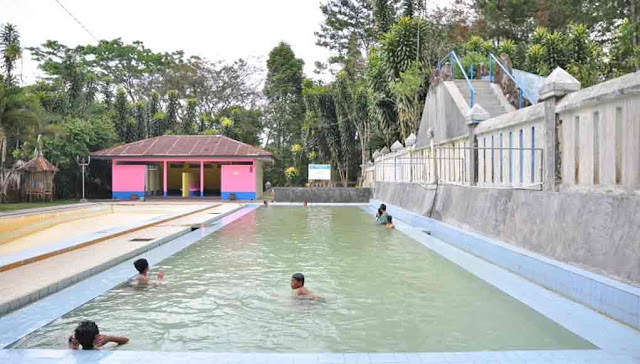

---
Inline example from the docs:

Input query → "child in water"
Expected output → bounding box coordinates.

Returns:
[376,204,395,229]
[131,258,164,284]
[291,273,316,300]
[68,321,129,350]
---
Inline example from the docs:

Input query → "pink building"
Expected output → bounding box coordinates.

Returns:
[91,135,272,200]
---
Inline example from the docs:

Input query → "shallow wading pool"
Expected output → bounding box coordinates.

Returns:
[12,207,594,352]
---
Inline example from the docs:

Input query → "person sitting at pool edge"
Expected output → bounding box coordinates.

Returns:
[68,321,129,350]
[291,273,316,299]
[376,204,395,229]
[131,258,164,284]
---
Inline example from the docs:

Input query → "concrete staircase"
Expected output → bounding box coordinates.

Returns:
[454,80,508,118]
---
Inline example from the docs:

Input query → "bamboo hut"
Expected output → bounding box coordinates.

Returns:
[14,151,58,202]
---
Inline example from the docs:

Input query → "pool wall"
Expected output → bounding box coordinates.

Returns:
[369,199,640,330]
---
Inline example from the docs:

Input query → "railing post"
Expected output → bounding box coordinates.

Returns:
[489,56,493,82]
[471,90,475,107]
[470,64,474,80]
[518,88,523,109]
[451,60,455,81]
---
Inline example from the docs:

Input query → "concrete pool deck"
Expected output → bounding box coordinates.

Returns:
[0,203,638,363]
[0,201,243,315]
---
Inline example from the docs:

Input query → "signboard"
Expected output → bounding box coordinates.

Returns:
[308,164,331,180]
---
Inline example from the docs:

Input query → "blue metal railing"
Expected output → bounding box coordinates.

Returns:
[437,51,475,107]
[488,53,536,109]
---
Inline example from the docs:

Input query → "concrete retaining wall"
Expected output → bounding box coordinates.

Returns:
[274,187,371,203]
[373,182,640,285]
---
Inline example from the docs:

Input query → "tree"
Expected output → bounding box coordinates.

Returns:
[390,61,427,139]
[263,42,305,149]
[315,0,377,62]
[182,98,198,134]
[373,0,398,37]
[113,88,133,142]
[134,101,148,139]
[1,23,21,84]
[166,90,180,134]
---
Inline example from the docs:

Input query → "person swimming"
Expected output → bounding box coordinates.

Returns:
[131,258,164,284]
[68,321,129,350]
[290,273,316,299]
[376,204,395,229]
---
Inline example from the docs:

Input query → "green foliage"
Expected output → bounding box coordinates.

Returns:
[389,61,427,139]
[166,90,179,134]
[609,18,640,76]
[263,42,305,149]
[1,23,21,84]
[373,0,397,36]
[522,25,605,86]
[182,98,198,134]
[497,40,516,58]
[315,0,377,62]
[113,88,133,142]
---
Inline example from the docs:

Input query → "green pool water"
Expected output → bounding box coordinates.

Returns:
[14,207,594,352]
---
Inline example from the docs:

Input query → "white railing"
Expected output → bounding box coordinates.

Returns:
[363,135,544,189]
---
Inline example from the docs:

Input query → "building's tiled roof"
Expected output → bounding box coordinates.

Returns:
[91,135,272,159]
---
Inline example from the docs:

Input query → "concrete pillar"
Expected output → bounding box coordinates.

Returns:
[163,160,168,198]
[467,104,491,186]
[538,67,581,191]
[200,160,204,197]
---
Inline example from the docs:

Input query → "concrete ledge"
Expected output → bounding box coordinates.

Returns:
[0,349,635,364]
[274,187,371,203]
[370,198,640,330]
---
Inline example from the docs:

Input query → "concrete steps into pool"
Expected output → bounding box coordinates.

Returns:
[0,202,244,315]
[0,202,221,272]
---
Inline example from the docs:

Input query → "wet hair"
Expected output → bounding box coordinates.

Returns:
[74,321,99,350]
[291,273,305,286]
[134,258,149,274]
[380,203,387,212]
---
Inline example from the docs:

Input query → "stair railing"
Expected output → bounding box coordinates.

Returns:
[489,53,536,109]
[437,51,475,107]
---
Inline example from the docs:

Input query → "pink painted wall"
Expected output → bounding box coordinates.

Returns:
[113,164,146,191]
[221,165,255,192]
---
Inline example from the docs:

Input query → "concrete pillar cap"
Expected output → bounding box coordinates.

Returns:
[539,67,581,100]
[469,104,490,124]
[390,140,404,152]
[405,133,417,146]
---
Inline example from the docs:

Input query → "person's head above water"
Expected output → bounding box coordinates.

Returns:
[291,273,305,289]
[134,258,149,274]
[74,321,99,350]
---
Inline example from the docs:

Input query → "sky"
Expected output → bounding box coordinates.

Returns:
[1,0,454,86]
[0,0,335,85]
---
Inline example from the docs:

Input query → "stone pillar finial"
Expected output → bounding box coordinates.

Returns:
[468,104,490,125]
[390,140,404,152]
[405,133,417,147]
[539,67,581,101]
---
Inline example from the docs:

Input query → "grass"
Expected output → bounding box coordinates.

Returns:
[0,200,81,213]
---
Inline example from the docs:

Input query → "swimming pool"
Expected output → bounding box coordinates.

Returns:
[12,207,594,352]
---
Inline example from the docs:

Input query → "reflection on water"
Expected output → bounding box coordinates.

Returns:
[13,207,594,352]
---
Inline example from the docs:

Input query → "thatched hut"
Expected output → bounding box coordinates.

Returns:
[13,152,59,202]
